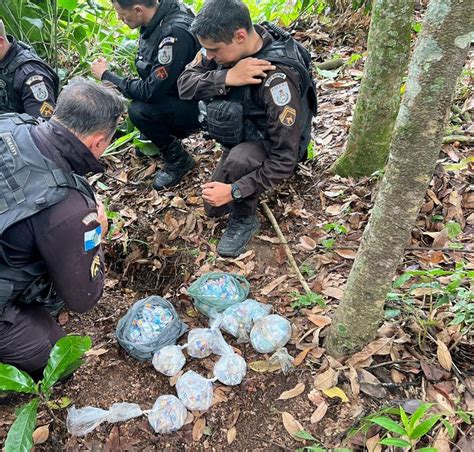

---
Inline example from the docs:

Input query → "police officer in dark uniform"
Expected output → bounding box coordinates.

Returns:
[0,78,124,376]
[91,0,200,189]
[0,20,59,120]
[177,0,317,257]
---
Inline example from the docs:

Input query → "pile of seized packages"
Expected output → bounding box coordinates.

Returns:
[67,272,294,436]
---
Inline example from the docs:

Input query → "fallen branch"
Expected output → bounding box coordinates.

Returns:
[443,135,474,144]
[316,58,344,70]
[261,201,312,295]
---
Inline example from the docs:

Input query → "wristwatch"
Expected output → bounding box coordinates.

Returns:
[231,183,242,200]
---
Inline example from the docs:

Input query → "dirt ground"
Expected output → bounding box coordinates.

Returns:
[1,16,473,452]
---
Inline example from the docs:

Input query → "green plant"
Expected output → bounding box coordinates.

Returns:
[0,336,91,452]
[299,263,316,278]
[369,403,442,450]
[295,431,352,452]
[291,291,326,309]
[323,223,348,235]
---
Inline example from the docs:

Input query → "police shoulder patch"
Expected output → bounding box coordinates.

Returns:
[82,212,98,226]
[279,105,297,127]
[264,72,286,87]
[159,36,177,48]
[158,45,173,65]
[90,253,101,280]
[270,81,291,106]
[30,82,49,101]
[84,225,102,252]
[25,75,44,85]
[39,101,54,117]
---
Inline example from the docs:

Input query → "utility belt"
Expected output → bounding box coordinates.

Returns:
[198,99,266,148]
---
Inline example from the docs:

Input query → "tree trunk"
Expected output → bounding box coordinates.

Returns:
[331,0,414,177]
[326,0,472,357]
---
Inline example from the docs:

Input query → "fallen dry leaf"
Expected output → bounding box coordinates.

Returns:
[248,360,281,373]
[347,338,392,368]
[314,367,338,390]
[300,236,317,250]
[281,411,304,441]
[433,427,450,452]
[322,387,349,402]
[193,417,206,442]
[310,400,328,424]
[357,369,387,399]
[278,382,306,400]
[437,339,452,371]
[307,314,332,327]
[32,425,49,445]
[366,434,382,452]
[227,426,237,445]
[335,249,357,259]
[308,389,324,406]
[260,275,288,296]
[85,348,108,357]
[321,286,344,300]
[293,348,312,366]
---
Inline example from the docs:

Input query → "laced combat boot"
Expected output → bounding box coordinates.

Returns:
[153,139,195,189]
[217,214,260,257]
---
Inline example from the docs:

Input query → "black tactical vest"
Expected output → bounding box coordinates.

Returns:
[204,23,317,160]
[0,114,95,311]
[0,39,59,114]
[135,0,198,81]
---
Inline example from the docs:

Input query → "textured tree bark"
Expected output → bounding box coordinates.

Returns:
[326,0,473,357]
[331,0,414,177]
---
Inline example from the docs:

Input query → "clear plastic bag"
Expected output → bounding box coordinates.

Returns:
[176,370,215,411]
[215,299,272,343]
[185,328,214,358]
[152,345,186,376]
[250,314,294,374]
[213,352,247,386]
[187,272,250,317]
[67,403,143,436]
[116,296,188,361]
[148,395,188,434]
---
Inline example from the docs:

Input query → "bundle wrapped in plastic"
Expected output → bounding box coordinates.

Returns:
[176,370,215,411]
[213,299,272,343]
[250,314,294,374]
[184,328,214,358]
[67,403,143,436]
[116,296,187,361]
[187,272,250,317]
[152,345,186,376]
[213,352,247,386]
[148,395,188,433]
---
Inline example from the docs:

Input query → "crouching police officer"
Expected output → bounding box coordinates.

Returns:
[0,20,59,120]
[177,0,317,257]
[0,78,124,377]
[91,0,200,189]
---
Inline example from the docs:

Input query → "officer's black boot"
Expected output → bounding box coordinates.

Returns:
[217,214,260,257]
[153,140,195,189]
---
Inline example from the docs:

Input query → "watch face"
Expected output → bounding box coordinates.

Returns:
[232,185,242,199]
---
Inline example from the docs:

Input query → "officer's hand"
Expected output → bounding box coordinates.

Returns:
[225,58,276,87]
[91,57,109,80]
[96,200,109,239]
[202,182,233,207]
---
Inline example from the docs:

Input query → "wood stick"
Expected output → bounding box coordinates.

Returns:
[261,201,313,295]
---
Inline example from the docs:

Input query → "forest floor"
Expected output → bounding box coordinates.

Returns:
[1,15,473,452]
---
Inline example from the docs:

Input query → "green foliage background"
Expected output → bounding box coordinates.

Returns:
[0,0,369,81]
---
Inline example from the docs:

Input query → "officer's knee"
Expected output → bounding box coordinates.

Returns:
[204,201,230,218]
[222,144,253,179]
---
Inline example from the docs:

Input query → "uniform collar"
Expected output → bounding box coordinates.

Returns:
[32,119,104,176]
[0,36,20,68]
[253,24,274,53]
[141,0,175,39]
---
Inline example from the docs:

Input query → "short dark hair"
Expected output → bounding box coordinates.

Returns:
[191,0,253,44]
[54,77,125,138]
[111,0,157,8]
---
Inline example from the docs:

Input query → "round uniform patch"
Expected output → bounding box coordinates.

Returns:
[270,81,291,106]
[158,45,173,65]
[30,82,49,102]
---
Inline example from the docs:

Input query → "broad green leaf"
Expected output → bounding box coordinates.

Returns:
[400,407,410,434]
[0,364,37,394]
[4,398,39,452]
[133,137,161,156]
[393,273,413,288]
[22,17,43,30]
[379,437,411,448]
[442,419,455,438]
[371,417,406,436]
[416,448,438,452]
[316,67,341,79]
[41,336,91,393]
[409,403,433,432]
[411,416,441,440]
[59,0,78,11]
[294,430,317,441]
